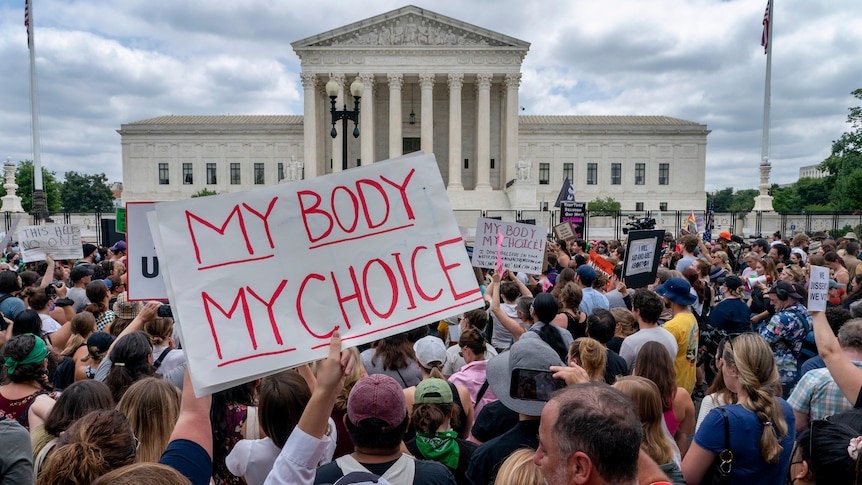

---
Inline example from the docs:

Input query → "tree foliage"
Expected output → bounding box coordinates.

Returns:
[586,196,621,215]
[709,188,757,212]
[60,171,115,213]
[0,160,62,213]
[817,89,862,211]
[191,188,219,198]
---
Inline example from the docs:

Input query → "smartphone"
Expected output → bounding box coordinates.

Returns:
[157,305,173,318]
[509,368,567,402]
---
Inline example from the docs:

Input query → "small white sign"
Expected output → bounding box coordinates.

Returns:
[808,265,829,312]
[626,237,658,276]
[127,202,167,300]
[471,218,547,274]
[18,224,83,261]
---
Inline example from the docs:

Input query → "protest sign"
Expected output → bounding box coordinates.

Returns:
[18,224,83,262]
[622,230,665,288]
[560,201,585,238]
[150,153,484,395]
[808,265,829,312]
[126,202,168,300]
[471,218,547,274]
[553,221,575,241]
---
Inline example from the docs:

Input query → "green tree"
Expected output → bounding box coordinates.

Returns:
[770,184,802,212]
[819,89,862,210]
[727,189,757,212]
[586,196,621,216]
[710,188,735,212]
[0,160,62,213]
[191,188,219,198]
[60,171,115,212]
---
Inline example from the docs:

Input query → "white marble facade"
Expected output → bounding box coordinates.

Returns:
[119,6,708,212]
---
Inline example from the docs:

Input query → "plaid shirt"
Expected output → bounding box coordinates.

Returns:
[758,302,811,385]
[788,361,862,421]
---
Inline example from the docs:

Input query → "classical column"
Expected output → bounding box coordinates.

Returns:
[359,73,375,165]
[504,73,521,185]
[475,73,493,190]
[447,73,464,190]
[329,73,346,173]
[387,73,404,159]
[419,73,435,154]
[300,73,318,178]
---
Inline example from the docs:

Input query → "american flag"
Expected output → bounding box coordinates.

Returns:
[761,0,770,54]
[24,0,30,48]
[703,198,714,243]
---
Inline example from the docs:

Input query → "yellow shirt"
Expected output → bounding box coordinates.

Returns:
[662,312,699,393]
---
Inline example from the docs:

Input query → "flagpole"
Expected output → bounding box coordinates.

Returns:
[753,0,775,211]
[27,0,50,220]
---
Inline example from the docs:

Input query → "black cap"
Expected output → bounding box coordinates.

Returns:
[717,275,743,290]
[70,265,94,282]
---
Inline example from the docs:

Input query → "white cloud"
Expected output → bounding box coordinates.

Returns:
[0,0,858,195]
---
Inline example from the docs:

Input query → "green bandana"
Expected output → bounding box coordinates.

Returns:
[414,430,460,470]
[4,334,47,375]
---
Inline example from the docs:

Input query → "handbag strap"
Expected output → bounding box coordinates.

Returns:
[717,407,729,448]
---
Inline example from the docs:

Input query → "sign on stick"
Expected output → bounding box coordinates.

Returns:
[622,230,665,288]
[808,265,829,312]
[150,153,484,395]
[18,224,83,262]
[471,218,547,274]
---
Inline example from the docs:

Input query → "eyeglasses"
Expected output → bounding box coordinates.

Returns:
[716,333,744,362]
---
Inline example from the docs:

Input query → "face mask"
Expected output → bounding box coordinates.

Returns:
[11,247,18,253]
[597,247,606,254]
[95,253,102,262]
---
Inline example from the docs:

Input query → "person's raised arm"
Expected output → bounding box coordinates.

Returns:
[489,271,525,339]
[814,310,862,405]
[265,332,353,485]
[108,301,161,354]
[39,255,55,288]
[509,270,532,298]
[158,370,213,485]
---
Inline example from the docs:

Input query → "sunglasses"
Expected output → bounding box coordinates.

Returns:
[716,333,744,362]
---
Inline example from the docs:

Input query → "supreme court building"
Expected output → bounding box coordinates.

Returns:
[119,5,709,213]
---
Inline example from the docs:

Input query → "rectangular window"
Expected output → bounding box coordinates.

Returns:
[206,163,217,184]
[563,163,573,183]
[611,163,621,185]
[230,163,240,185]
[490,158,495,169]
[464,159,469,169]
[635,202,644,211]
[357,158,361,167]
[403,138,421,154]
[659,163,670,185]
[158,163,169,185]
[660,202,668,211]
[539,163,550,185]
[254,163,265,185]
[635,163,645,185]
[277,163,284,181]
[587,163,597,185]
[182,163,193,185]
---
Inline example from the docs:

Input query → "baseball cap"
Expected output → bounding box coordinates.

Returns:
[719,231,732,241]
[576,265,596,286]
[70,265,94,282]
[347,374,407,431]
[413,336,447,369]
[414,378,453,405]
[716,275,743,290]
[86,332,114,358]
[110,241,127,252]
[766,281,803,300]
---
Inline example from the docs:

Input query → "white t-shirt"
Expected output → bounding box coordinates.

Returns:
[39,314,62,335]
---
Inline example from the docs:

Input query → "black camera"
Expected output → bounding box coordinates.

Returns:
[157,305,173,318]
[622,216,657,234]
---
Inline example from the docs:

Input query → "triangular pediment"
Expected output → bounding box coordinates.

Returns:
[291,5,529,50]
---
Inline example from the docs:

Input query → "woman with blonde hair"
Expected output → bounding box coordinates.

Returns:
[143,316,186,377]
[52,311,97,390]
[613,376,684,485]
[37,409,137,484]
[494,448,544,485]
[330,346,365,459]
[609,307,637,353]
[682,333,795,484]
[116,378,181,463]
[567,337,606,382]
[92,462,192,485]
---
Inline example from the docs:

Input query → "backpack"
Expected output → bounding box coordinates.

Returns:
[53,354,78,391]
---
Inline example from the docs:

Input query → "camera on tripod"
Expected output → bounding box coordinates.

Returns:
[622,216,657,234]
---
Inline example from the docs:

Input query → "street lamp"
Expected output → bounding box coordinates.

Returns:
[326,77,363,170]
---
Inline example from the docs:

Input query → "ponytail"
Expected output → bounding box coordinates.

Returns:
[536,323,568,363]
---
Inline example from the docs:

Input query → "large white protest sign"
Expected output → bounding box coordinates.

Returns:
[808,265,829,312]
[127,202,168,300]
[150,153,484,395]
[18,224,83,261]
[471,218,547,274]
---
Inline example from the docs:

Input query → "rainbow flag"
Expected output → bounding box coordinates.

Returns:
[684,211,698,233]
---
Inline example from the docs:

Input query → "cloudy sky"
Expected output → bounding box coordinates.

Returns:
[0,0,859,192]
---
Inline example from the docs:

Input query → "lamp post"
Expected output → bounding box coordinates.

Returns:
[326,77,363,170]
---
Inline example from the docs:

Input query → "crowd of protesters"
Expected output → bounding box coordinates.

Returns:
[3,229,862,484]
